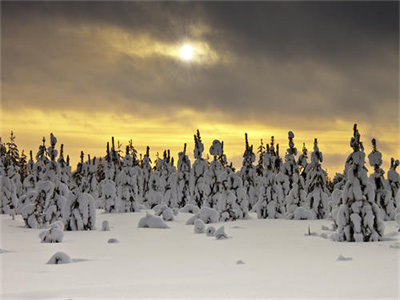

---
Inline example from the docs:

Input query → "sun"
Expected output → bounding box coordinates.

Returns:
[179,44,193,61]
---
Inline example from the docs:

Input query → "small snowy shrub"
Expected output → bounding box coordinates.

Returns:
[186,207,220,225]
[102,220,110,231]
[215,226,228,240]
[39,221,64,243]
[194,219,206,233]
[294,207,316,220]
[206,226,216,236]
[180,204,200,214]
[107,238,119,243]
[162,207,174,221]
[47,251,71,264]
[138,213,169,229]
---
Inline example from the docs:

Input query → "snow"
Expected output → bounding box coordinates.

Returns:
[1,211,399,298]
[215,225,228,240]
[138,212,169,229]
[101,220,110,231]
[47,251,71,265]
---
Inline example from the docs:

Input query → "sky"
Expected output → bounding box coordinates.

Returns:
[1,1,399,175]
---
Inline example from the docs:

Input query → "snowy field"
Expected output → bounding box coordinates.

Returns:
[1,211,399,299]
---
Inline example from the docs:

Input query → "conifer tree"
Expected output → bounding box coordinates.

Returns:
[387,158,400,212]
[256,139,265,176]
[116,146,140,212]
[303,138,329,219]
[177,143,191,207]
[190,130,209,208]
[205,139,227,209]
[257,137,285,219]
[240,133,257,209]
[368,139,394,220]
[334,124,384,242]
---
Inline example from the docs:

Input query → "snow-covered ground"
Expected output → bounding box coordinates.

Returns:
[1,211,399,299]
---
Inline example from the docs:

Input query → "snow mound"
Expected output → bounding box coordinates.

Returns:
[236,260,245,264]
[153,204,175,221]
[180,204,200,214]
[186,207,220,225]
[206,226,216,237]
[138,213,169,229]
[321,225,330,231]
[107,238,119,243]
[215,226,228,240]
[39,222,64,243]
[47,252,72,264]
[194,219,205,233]
[102,220,110,231]
[294,207,316,220]
[162,207,174,221]
[336,254,352,261]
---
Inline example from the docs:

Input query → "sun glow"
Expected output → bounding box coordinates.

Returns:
[179,44,193,61]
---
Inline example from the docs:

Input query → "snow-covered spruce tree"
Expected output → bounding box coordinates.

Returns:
[145,172,162,209]
[387,158,399,212]
[41,133,70,225]
[177,144,191,207]
[368,139,394,220]
[116,146,140,212]
[99,141,119,212]
[19,151,36,212]
[333,124,384,242]
[219,172,248,221]
[297,143,308,181]
[64,192,96,231]
[190,130,209,208]
[0,160,18,217]
[204,139,227,210]
[6,132,23,199]
[141,146,153,205]
[72,151,90,193]
[34,137,49,182]
[86,156,99,201]
[239,133,257,210]
[160,151,179,209]
[256,139,265,176]
[302,138,330,219]
[155,150,175,206]
[282,131,299,192]
[256,137,284,219]
[21,180,54,228]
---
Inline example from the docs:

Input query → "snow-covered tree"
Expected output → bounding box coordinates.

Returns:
[145,172,162,208]
[368,138,394,220]
[100,141,119,212]
[190,130,209,208]
[204,139,227,210]
[177,144,191,207]
[303,138,329,219]
[256,139,265,176]
[21,181,54,228]
[387,158,400,212]
[256,137,284,219]
[239,133,257,209]
[0,165,18,217]
[64,192,96,231]
[116,146,140,212]
[297,143,308,181]
[334,124,384,242]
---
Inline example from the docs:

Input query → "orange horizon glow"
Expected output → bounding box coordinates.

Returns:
[1,108,398,176]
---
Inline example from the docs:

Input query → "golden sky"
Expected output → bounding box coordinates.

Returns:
[1,2,399,175]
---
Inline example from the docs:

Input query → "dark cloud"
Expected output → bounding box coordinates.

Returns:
[1,1,398,131]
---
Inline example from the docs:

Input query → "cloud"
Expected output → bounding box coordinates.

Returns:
[1,1,398,173]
